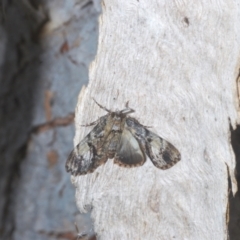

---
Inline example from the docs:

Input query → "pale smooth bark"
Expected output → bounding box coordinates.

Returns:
[71,1,240,239]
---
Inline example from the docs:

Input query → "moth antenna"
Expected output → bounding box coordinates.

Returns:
[92,98,111,113]
[125,101,129,108]
[81,118,99,127]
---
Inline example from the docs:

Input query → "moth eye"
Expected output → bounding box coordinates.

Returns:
[111,113,115,117]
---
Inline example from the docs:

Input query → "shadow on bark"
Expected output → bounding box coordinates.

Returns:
[0,0,48,238]
[229,124,240,240]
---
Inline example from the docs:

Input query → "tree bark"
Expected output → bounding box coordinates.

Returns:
[72,0,240,239]
[0,1,99,239]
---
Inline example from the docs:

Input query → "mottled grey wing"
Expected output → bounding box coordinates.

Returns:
[126,117,181,170]
[145,131,181,169]
[66,141,108,175]
[65,115,108,175]
[114,127,146,167]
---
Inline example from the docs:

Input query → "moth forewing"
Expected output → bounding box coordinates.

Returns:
[65,141,92,175]
[66,140,108,175]
[65,115,109,175]
[146,131,181,169]
[114,127,146,167]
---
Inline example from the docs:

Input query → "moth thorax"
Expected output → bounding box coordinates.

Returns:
[111,115,125,131]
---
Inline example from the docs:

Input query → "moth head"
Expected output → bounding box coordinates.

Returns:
[108,108,135,133]
[93,98,135,117]
[110,107,135,122]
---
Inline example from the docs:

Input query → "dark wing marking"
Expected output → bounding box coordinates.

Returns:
[126,117,181,170]
[114,127,146,167]
[65,115,109,175]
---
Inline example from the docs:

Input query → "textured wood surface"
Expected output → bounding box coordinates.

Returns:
[72,0,240,239]
[0,1,99,239]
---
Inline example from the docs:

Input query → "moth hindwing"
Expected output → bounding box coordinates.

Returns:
[65,99,181,175]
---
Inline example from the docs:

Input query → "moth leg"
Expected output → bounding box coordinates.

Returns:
[93,98,111,113]
[141,124,152,128]
[81,119,99,127]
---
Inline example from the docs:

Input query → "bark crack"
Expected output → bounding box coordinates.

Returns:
[32,113,75,134]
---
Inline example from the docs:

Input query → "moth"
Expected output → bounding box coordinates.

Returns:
[66,99,181,175]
